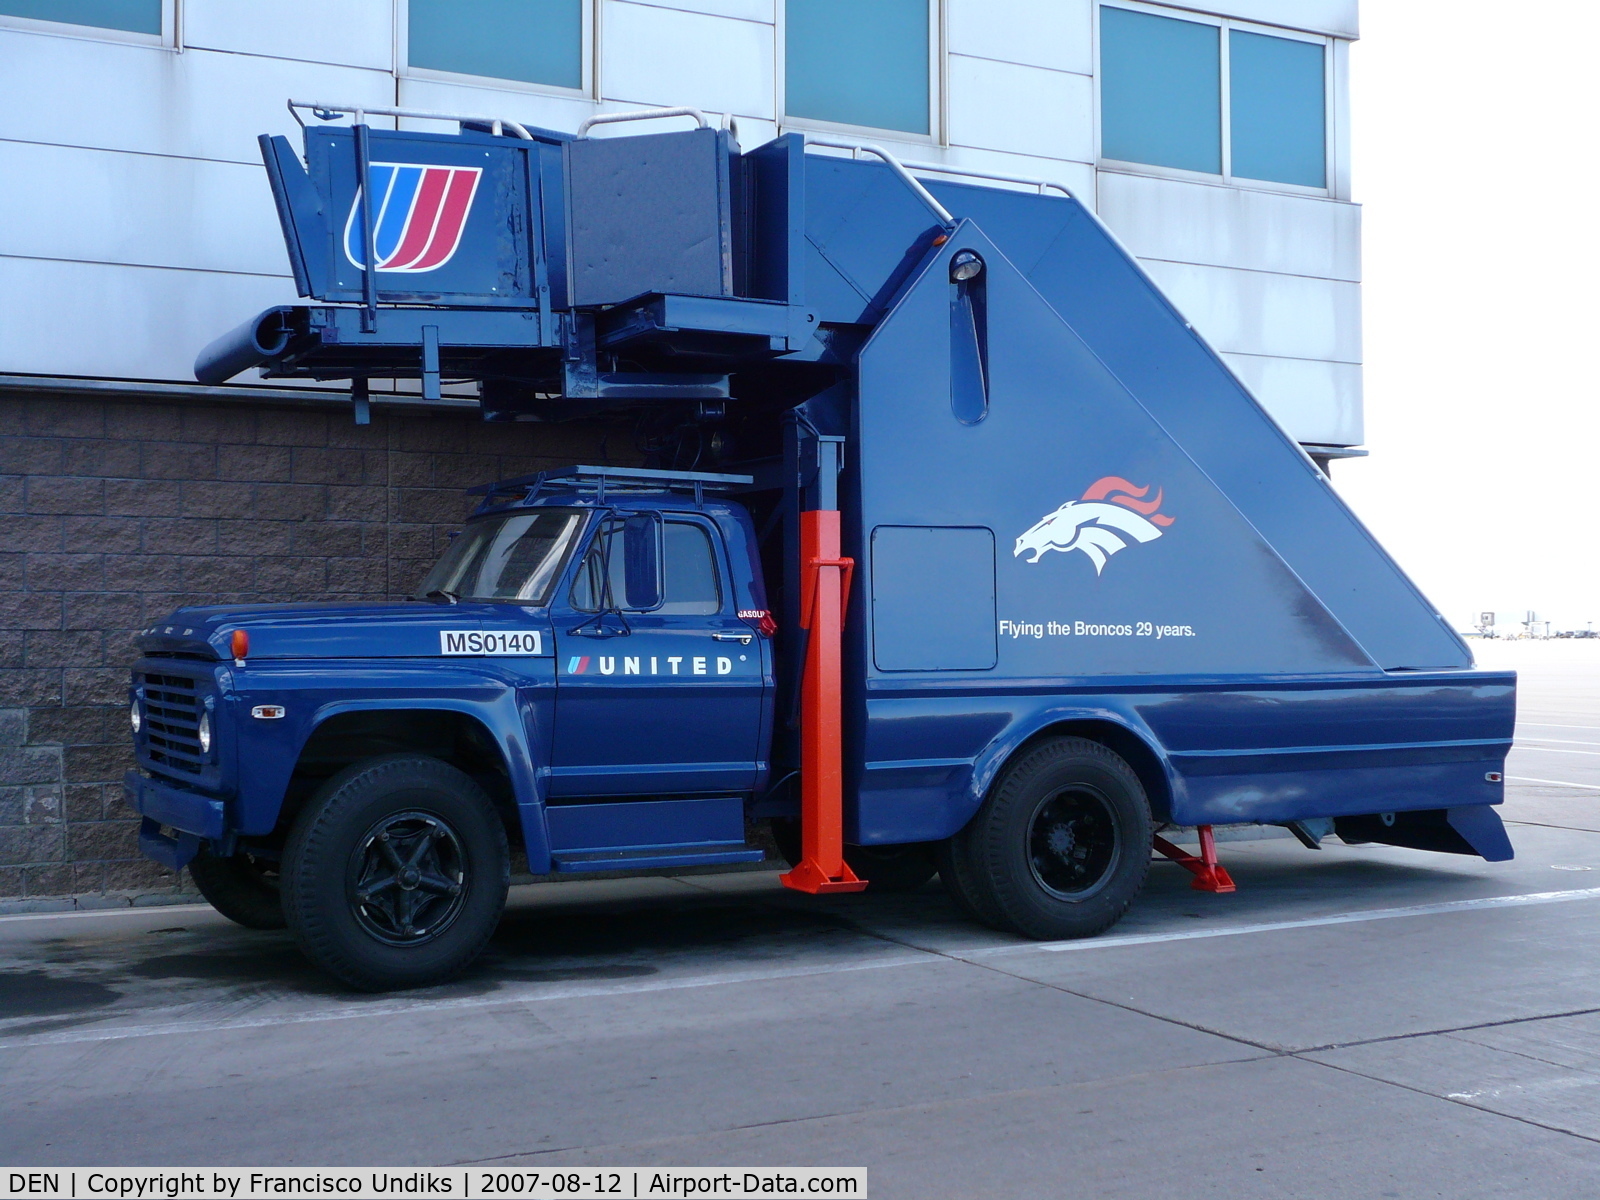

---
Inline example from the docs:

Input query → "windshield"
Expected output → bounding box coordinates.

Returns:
[415,509,585,605]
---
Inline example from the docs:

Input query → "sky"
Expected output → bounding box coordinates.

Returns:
[1333,1,1600,635]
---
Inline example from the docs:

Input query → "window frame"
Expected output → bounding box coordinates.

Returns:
[0,0,176,49]
[776,0,945,146]
[569,514,663,614]
[1094,1,1337,198]
[397,0,595,101]
[657,518,725,617]
[567,513,729,617]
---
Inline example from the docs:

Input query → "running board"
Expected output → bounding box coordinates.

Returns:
[550,845,765,873]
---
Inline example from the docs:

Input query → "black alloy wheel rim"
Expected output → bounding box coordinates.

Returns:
[349,810,469,946]
[1026,786,1120,900]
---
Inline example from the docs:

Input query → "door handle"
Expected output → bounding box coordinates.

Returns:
[712,631,753,644]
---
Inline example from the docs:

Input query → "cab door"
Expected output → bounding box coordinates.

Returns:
[549,514,766,797]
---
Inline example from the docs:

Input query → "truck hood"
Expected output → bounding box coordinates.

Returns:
[136,601,551,661]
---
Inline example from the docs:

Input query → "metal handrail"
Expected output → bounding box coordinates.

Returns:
[898,159,1075,200]
[803,136,955,227]
[289,100,534,140]
[799,140,1176,354]
[577,106,710,137]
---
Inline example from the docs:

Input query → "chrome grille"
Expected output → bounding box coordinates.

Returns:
[138,671,205,775]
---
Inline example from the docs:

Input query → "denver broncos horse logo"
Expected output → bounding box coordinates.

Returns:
[1015,477,1175,574]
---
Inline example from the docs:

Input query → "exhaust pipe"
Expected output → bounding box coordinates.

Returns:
[193,307,296,384]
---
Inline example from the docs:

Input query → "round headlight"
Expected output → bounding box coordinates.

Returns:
[197,711,212,754]
[950,250,984,283]
[129,700,141,734]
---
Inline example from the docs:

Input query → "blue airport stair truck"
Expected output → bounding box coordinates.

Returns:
[126,103,1515,990]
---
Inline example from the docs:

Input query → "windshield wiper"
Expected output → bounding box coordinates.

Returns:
[421,589,460,605]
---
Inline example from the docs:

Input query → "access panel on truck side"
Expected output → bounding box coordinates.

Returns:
[871,526,997,671]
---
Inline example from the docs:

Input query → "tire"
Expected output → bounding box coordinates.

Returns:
[188,846,286,930]
[768,817,802,868]
[281,755,509,992]
[768,818,937,893]
[945,737,1151,940]
[936,835,1007,930]
[845,844,938,893]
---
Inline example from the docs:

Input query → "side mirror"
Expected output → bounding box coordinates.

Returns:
[621,513,663,610]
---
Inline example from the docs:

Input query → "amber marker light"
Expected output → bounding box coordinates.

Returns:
[231,629,249,666]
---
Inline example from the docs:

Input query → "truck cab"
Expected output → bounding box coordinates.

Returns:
[129,467,805,986]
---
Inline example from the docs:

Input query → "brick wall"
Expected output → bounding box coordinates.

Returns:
[0,388,609,901]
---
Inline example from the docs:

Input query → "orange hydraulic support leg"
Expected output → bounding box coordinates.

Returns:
[1152,825,1237,893]
[780,509,868,894]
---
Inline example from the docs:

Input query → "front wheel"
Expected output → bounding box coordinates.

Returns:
[188,846,285,930]
[281,755,509,991]
[943,738,1151,940]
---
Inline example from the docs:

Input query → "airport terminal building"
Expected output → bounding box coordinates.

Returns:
[0,0,1361,900]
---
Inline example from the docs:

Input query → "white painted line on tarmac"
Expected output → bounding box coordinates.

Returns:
[1509,776,1600,791]
[1514,745,1600,758]
[0,903,214,924]
[0,954,935,1050]
[982,886,1600,956]
[1518,737,1600,748]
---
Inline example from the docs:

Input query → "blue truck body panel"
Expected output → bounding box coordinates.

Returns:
[153,116,1516,885]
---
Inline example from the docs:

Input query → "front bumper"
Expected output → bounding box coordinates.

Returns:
[126,770,226,870]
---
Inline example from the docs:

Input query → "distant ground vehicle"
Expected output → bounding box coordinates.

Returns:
[127,105,1514,990]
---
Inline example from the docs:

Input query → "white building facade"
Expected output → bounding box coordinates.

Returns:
[0,0,1360,450]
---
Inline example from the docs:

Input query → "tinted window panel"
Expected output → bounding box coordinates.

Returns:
[1100,6,1220,175]
[661,523,721,616]
[0,0,160,33]
[409,0,581,90]
[1230,30,1326,187]
[786,0,929,135]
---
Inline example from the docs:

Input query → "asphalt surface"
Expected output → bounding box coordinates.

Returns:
[4,640,1600,1197]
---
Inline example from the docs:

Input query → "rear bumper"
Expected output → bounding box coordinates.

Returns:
[126,770,226,870]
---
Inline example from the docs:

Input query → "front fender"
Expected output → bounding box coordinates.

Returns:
[227,660,554,869]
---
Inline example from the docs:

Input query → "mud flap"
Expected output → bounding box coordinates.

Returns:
[1335,805,1513,862]
[139,817,202,871]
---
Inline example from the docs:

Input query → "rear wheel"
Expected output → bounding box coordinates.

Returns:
[943,738,1151,939]
[188,847,285,930]
[281,755,509,991]
[845,844,938,893]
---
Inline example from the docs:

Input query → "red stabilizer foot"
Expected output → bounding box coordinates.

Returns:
[1188,864,1237,894]
[780,859,868,894]
[1152,827,1237,894]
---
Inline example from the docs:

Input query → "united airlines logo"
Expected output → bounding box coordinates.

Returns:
[343,163,482,273]
[1015,476,1175,575]
[568,655,735,676]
